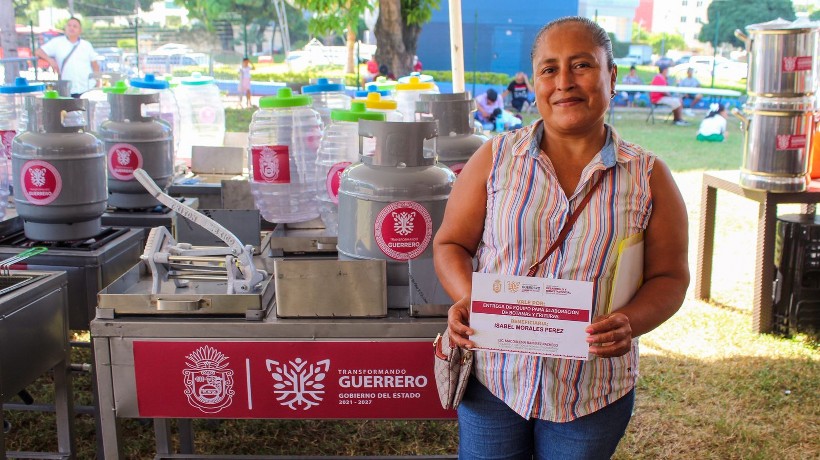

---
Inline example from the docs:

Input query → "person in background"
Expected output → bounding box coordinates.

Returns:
[377,64,396,81]
[35,17,100,97]
[365,57,379,82]
[238,57,254,109]
[678,67,703,117]
[696,103,729,142]
[433,15,689,459]
[620,65,643,107]
[649,64,688,126]
[413,56,423,73]
[474,88,505,129]
[501,72,535,113]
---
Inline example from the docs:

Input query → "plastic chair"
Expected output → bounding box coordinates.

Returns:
[646,103,673,124]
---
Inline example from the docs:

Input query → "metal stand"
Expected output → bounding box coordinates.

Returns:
[695,171,820,333]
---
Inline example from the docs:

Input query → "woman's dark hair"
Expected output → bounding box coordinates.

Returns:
[705,103,725,119]
[378,64,389,75]
[530,16,615,71]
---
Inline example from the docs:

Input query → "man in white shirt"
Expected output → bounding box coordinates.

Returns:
[35,17,99,97]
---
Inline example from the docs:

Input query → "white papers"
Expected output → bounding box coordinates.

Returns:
[606,233,644,315]
[469,272,593,360]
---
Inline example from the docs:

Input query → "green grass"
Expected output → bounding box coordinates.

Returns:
[3,110,818,459]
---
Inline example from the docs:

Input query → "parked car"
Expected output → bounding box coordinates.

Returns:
[655,56,675,68]
[614,54,644,67]
[142,52,209,75]
[670,56,748,83]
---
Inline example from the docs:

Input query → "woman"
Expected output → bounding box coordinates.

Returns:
[433,16,689,460]
[696,103,729,142]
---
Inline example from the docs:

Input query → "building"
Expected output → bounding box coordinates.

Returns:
[578,0,641,42]
[651,0,713,47]
[415,0,578,75]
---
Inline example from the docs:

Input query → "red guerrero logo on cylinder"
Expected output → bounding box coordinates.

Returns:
[374,201,433,260]
[326,161,351,204]
[20,160,62,205]
[108,143,143,181]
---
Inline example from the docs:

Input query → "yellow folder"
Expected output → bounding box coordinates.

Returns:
[606,232,644,315]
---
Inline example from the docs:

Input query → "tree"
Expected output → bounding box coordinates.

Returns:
[650,32,686,55]
[292,0,374,73]
[374,0,439,79]
[698,0,795,48]
[1,0,18,83]
[177,0,271,52]
[51,0,153,17]
[631,22,651,44]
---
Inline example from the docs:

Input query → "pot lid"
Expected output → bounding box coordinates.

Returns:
[746,17,820,31]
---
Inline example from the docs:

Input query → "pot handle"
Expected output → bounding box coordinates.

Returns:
[734,29,750,48]
[731,108,749,130]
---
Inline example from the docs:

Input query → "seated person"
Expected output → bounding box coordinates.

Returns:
[696,103,729,142]
[678,67,703,116]
[620,65,643,107]
[494,109,524,131]
[501,72,534,112]
[474,88,505,128]
[650,65,688,126]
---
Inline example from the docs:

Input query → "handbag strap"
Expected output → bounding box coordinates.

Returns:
[526,167,612,277]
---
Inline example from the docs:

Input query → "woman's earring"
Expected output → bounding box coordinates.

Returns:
[610,90,617,99]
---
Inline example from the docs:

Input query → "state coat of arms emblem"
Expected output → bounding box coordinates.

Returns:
[182,345,235,413]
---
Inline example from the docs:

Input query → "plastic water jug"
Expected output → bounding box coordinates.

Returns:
[355,87,393,99]
[0,78,46,217]
[83,80,128,133]
[130,73,181,160]
[301,78,351,127]
[395,76,438,122]
[315,102,385,234]
[176,72,225,162]
[369,77,398,96]
[248,87,323,223]
[354,92,403,121]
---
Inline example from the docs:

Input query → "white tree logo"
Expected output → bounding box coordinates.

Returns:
[776,135,791,150]
[116,149,132,166]
[266,358,330,411]
[259,148,279,180]
[182,346,235,414]
[29,168,47,187]
[392,211,416,236]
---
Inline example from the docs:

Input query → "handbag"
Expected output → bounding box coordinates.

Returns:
[433,328,473,410]
[432,167,612,410]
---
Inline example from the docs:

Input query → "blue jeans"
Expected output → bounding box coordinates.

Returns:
[458,377,635,460]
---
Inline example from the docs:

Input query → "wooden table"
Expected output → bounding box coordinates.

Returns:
[695,171,820,333]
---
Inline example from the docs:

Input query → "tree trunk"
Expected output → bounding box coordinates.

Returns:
[0,0,19,84]
[345,27,356,74]
[255,22,267,54]
[374,0,413,78]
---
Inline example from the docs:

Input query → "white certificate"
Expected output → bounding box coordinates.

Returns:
[469,272,593,360]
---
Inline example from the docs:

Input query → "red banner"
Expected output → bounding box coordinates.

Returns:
[133,341,454,419]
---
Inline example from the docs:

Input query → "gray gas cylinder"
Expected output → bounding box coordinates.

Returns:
[12,92,107,241]
[99,92,173,209]
[416,92,488,176]
[337,120,456,309]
